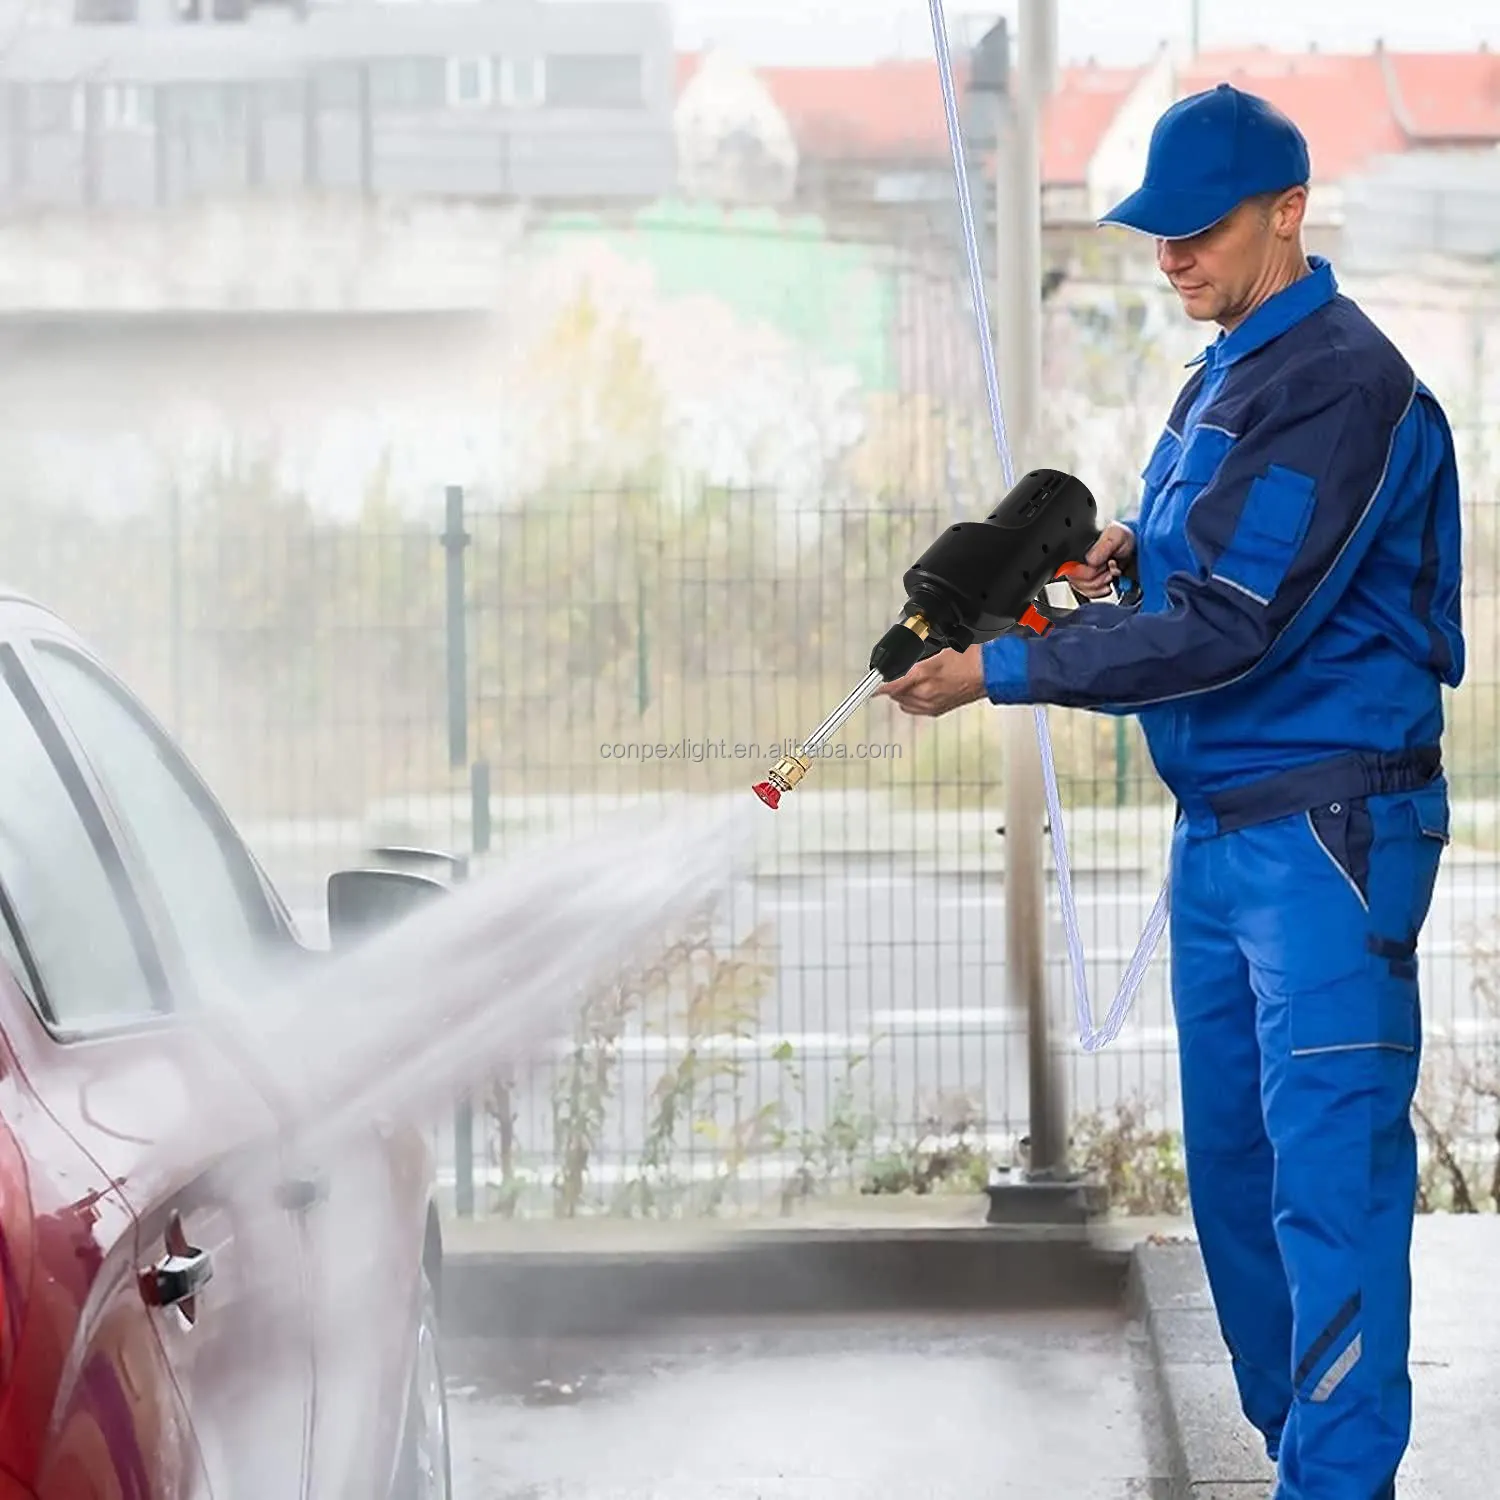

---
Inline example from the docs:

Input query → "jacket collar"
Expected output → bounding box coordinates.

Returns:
[1185,255,1337,370]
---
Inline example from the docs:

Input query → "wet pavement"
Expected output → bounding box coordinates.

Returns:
[443,1308,1172,1498]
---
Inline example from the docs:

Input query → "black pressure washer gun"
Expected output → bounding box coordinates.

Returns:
[752,468,1134,809]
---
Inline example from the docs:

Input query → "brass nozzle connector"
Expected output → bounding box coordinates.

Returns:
[752,749,811,810]
[770,749,812,791]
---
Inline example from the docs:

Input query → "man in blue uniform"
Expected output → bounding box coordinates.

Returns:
[879,84,1464,1498]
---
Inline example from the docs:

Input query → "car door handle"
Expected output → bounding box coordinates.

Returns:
[141,1245,214,1310]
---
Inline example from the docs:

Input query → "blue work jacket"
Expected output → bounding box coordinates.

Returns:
[980,256,1465,835]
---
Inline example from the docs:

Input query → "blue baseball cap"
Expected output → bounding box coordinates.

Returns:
[1100,82,1311,240]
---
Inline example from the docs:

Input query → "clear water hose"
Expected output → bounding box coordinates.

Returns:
[927,0,1169,1050]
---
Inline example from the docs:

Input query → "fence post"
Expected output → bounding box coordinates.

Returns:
[450,857,475,1221]
[993,0,1065,1180]
[442,485,476,1217]
[470,759,511,1212]
[443,485,470,772]
[636,576,650,715]
[983,0,1105,1225]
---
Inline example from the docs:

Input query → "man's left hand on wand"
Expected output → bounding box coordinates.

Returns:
[875,644,989,717]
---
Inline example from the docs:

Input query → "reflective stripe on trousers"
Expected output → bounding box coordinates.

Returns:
[1169,777,1449,1499]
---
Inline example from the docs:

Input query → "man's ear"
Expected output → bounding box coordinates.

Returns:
[1274,186,1308,240]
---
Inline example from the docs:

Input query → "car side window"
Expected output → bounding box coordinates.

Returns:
[0,650,161,1029]
[0,894,38,1006]
[30,642,280,1009]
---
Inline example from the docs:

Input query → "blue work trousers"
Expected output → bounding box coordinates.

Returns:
[1170,779,1449,1499]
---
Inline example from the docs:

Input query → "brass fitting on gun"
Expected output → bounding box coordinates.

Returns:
[752,749,813,810]
[752,614,932,811]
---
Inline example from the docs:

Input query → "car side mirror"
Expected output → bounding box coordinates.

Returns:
[326,867,448,948]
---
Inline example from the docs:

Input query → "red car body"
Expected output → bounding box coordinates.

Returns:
[0,593,450,1498]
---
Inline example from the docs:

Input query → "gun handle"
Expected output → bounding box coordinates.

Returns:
[1019,558,1137,637]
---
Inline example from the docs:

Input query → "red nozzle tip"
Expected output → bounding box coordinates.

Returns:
[751,780,782,810]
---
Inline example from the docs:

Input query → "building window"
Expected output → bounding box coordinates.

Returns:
[446,56,494,108]
[543,55,643,110]
[499,57,543,108]
[370,58,446,111]
[73,0,137,20]
[103,83,155,133]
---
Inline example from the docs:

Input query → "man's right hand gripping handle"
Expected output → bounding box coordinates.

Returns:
[1067,521,1136,600]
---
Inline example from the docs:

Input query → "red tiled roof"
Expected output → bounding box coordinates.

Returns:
[678,52,1140,175]
[1386,49,1500,140]
[676,53,964,160]
[676,46,1500,188]
[1043,64,1144,183]
[758,59,967,161]
[1177,49,1405,181]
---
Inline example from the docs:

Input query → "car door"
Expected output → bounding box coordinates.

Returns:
[0,616,317,1500]
[0,938,213,1498]
[21,620,430,1500]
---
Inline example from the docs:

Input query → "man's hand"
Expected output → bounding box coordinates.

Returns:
[875,644,989,717]
[1067,521,1136,600]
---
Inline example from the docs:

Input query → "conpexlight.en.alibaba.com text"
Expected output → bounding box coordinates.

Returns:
[599,738,903,763]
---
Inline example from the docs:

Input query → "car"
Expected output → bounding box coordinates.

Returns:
[0,590,452,1499]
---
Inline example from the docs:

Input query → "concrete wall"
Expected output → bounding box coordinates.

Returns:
[0,196,530,311]
[1,192,1488,526]
[0,198,931,515]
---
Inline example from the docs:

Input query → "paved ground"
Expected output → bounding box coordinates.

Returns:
[442,1309,1172,1498]
[434,1207,1500,1497]
[1135,1214,1500,1497]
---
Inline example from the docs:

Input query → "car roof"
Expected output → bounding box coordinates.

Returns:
[0,590,83,642]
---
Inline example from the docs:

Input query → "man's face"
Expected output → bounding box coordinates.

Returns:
[1154,190,1302,328]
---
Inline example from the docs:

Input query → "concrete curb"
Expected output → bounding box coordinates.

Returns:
[1127,1237,1276,1498]
[440,1221,1131,1340]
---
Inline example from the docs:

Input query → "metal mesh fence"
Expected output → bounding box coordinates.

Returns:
[3,235,1498,1219]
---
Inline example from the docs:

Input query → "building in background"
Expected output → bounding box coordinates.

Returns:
[673,49,797,205]
[6,0,1498,268]
[675,50,966,239]
[1344,46,1500,271]
[0,0,678,208]
[1039,54,1170,228]
[672,37,1500,269]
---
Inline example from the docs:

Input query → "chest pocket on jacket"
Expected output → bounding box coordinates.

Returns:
[1137,430,1179,507]
[1139,424,1235,600]
[1210,462,1317,606]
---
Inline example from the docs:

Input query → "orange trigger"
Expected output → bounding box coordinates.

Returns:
[1019,604,1051,636]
